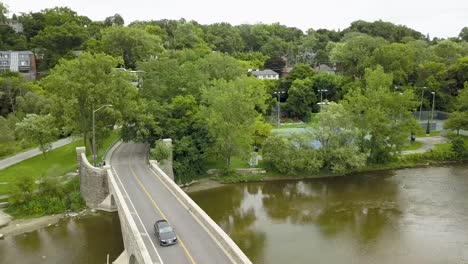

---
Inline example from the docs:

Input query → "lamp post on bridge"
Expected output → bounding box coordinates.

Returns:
[273,91,285,128]
[92,104,113,166]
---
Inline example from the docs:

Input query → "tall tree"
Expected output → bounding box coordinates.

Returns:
[200,77,268,168]
[343,66,419,163]
[42,52,137,155]
[285,78,316,120]
[100,26,164,69]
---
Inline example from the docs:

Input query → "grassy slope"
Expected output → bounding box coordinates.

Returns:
[0,130,120,196]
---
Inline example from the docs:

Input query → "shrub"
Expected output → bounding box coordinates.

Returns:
[150,140,170,163]
[451,136,467,159]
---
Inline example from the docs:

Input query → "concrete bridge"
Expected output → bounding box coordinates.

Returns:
[76,141,252,264]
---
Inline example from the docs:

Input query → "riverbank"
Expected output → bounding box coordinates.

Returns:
[0,209,96,237]
[187,159,468,193]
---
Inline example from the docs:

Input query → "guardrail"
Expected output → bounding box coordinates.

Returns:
[149,162,252,264]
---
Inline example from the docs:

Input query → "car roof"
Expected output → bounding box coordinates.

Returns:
[155,220,170,227]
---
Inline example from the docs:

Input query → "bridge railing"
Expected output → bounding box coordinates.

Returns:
[150,162,253,264]
[106,167,155,264]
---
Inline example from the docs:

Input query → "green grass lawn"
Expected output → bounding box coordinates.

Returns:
[0,141,36,160]
[414,130,441,137]
[402,141,423,151]
[0,130,120,196]
[0,140,83,195]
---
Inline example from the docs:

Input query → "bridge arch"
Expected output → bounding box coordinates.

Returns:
[110,194,116,207]
[129,254,138,264]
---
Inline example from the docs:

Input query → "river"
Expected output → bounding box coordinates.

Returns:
[0,212,123,264]
[1,165,467,264]
[190,164,468,264]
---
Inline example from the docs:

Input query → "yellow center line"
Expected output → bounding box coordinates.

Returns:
[128,157,197,264]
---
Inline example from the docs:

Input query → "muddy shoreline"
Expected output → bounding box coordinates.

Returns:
[0,209,95,237]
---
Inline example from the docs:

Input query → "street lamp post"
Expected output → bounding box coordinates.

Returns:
[430,91,436,130]
[419,87,426,121]
[92,104,113,166]
[394,86,398,93]
[273,91,285,128]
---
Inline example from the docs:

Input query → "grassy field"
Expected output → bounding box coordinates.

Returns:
[0,130,120,196]
[0,141,36,160]
[402,141,423,151]
[415,130,441,137]
[0,140,83,195]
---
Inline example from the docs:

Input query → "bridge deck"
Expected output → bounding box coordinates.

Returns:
[111,142,234,264]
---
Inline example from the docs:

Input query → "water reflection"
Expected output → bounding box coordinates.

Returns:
[0,212,124,264]
[190,164,468,264]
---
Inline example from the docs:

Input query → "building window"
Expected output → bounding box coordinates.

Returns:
[0,61,8,65]
[2,54,8,58]
[20,60,29,66]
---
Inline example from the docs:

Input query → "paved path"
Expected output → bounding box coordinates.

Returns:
[0,137,74,170]
[111,142,235,264]
[402,136,449,155]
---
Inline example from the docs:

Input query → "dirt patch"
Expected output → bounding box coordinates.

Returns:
[183,178,226,193]
[0,209,93,237]
[0,213,64,237]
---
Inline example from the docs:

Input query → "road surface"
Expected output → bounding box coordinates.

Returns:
[110,142,234,264]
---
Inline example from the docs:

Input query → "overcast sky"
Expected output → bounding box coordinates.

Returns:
[3,0,468,38]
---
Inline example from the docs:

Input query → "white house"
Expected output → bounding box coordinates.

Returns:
[251,69,279,80]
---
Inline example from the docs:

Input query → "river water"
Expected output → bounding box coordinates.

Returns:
[1,165,467,264]
[0,212,123,264]
[190,164,468,264]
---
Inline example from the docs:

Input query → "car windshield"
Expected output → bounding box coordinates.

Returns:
[160,226,173,233]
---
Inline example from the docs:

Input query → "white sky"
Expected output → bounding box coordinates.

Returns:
[3,0,468,38]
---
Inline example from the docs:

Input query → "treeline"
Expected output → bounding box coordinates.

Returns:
[1,3,467,182]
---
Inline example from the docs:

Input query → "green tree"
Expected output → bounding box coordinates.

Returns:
[42,52,137,155]
[444,111,468,135]
[172,22,206,49]
[445,86,468,134]
[204,22,244,53]
[343,66,419,163]
[198,52,245,81]
[100,26,164,69]
[285,78,316,120]
[330,34,387,78]
[31,22,89,68]
[311,103,366,174]
[0,72,30,115]
[15,114,58,157]
[460,27,468,42]
[104,13,124,26]
[0,2,7,22]
[372,42,417,84]
[200,77,268,168]
[0,116,14,143]
[262,133,323,175]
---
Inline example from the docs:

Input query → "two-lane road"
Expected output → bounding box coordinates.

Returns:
[111,142,234,264]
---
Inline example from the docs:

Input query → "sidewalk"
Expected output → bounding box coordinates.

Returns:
[0,137,74,170]
[401,135,449,155]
